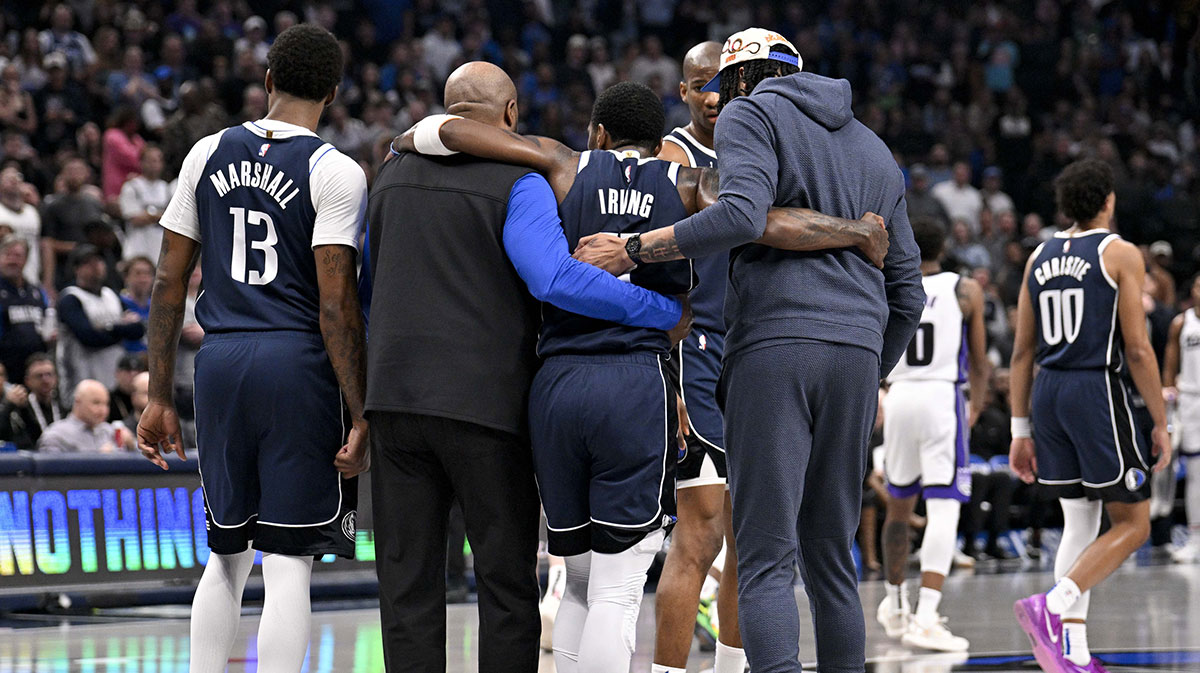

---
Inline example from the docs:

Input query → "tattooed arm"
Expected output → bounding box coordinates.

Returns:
[316,244,371,478]
[136,230,199,469]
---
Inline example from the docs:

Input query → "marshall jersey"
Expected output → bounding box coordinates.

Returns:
[662,126,724,333]
[1178,309,1200,395]
[1027,229,1122,372]
[887,272,966,384]
[159,120,366,334]
[538,149,694,357]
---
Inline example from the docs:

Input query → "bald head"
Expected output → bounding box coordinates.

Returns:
[444,62,519,129]
[73,379,110,428]
[682,41,721,81]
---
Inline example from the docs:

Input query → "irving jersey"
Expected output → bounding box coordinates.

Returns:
[538,149,694,357]
[1178,309,1200,395]
[1027,230,1122,371]
[662,127,724,334]
[888,272,966,384]
[159,120,366,334]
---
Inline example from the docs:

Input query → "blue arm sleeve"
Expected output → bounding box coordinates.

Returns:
[879,184,926,378]
[673,100,779,257]
[58,295,124,348]
[502,174,682,331]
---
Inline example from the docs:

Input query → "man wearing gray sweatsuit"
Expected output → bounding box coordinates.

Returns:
[578,30,924,673]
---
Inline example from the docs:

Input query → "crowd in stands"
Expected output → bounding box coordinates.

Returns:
[0,1,1196,551]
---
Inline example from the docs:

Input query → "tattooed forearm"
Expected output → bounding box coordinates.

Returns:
[146,231,199,404]
[639,227,685,263]
[759,208,865,251]
[882,520,910,586]
[317,246,367,422]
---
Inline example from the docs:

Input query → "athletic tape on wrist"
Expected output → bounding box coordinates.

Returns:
[1011,416,1031,439]
[413,114,462,156]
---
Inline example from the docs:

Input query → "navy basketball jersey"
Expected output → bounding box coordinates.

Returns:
[1027,230,1123,371]
[538,150,694,356]
[663,127,724,334]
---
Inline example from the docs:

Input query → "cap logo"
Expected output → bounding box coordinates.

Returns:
[724,37,762,60]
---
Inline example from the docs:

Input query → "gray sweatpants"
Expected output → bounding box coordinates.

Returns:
[722,340,878,673]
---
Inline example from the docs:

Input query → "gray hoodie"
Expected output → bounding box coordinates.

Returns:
[673,72,924,376]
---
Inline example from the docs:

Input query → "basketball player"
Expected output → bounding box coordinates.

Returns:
[136,25,369,673]
[654,41,746,673]
[1163,273,1200,563]
[1010,158,1170,673]
[397,81,887,672]
[877,217,989,652]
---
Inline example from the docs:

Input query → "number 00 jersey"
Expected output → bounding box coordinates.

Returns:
[1027,230,1122,372]
[887,272,966,384]
[159,119,366,334]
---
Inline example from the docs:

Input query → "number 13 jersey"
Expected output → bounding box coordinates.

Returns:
[888,271,966,384]
[1026,229,1122,372]
[160,119,366,334]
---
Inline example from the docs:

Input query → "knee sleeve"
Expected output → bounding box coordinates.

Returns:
[919,498,961,577]
[576,530,663,673]
[553,552,592,672]
[1056,497,1102,620]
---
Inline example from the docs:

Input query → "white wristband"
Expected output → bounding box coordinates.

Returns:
[1011,416,1031,439]
[412,114,463,156]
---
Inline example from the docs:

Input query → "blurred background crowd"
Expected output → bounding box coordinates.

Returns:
[0,0,1196,559]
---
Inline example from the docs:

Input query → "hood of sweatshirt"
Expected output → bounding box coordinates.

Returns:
[753,72,854,131]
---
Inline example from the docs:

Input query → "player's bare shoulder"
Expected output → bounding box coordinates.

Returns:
[1099,235,1142,284]
[956,274,984,317]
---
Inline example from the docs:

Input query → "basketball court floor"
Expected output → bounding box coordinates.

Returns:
[2,555,1197,672]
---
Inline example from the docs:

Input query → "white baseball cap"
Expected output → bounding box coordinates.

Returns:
[701,27,802,93]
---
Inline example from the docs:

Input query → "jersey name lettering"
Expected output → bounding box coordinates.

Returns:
[208,161,301,210]
[597,188,654,218]
[1033,254,1091,285]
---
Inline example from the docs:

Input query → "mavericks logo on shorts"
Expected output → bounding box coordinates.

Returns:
[341,511,357,541]
[1124,468,1147,492]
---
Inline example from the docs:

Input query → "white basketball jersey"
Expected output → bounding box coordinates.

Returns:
[888,272,966,383]
[1178,309,1200,395]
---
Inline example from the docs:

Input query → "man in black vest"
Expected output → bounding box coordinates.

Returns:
[365,62,689,672]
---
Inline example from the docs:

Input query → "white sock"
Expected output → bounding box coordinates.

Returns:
[553,552,591,673]
[1186,456,1200,536]
[1045,577,1082,616]
[189,548,255,673]
[545,561,568,601]
[651,666,686,673]
[714,641,747,673]
[1063,622,1091,665]
[700,574,720,602]
[919,499,962,578]
[1055,497,1102,619]
[257,553,314,673]
[577,530,663,673]
[885,580,908,611]
[915,586,943,622]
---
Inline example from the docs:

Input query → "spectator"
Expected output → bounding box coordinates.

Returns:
[586,37,617,95]
[55,244,144,397]
[1147,241,1177,307]
[31,52,88,152]
[1020,212,1052,246]
[630,35,679,97]
[931,160,984,233]
[40,157,103,291]
[964,368,1020,560]
[0,353,62,450]
[106,45,157,108]
[161,81,227,180]
[101,107,146,204]
[421,15,461,84]
[984,210,1017,274]
[37,4,96,77]
[108,353,144,423]
[123,370,148,430]
[0,236,51,383]
[0,62,38,137]
[234,16,270,66]
[118,256,152,353]
[905,163,950,230]
[981,166,1014,215]
[948,218,992,271]
[318,104,370,159]
[117,145,170,263]
[233,84,267,125]
[12,29,48,91]
[925,143,954,186]
[0,167,41,285]
[37,379,135,453]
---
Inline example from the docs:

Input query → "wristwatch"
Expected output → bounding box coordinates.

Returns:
[625,233,643,265]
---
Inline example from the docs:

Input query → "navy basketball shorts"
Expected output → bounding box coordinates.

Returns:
[666,329,727,490]
[882,380,971,503]
[1032,367,1153,503]
[194,332,357,558]
[529,353,677,556]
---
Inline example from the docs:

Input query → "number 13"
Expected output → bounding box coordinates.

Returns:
[229,207,278,285]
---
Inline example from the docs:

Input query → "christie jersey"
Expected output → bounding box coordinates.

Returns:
[538,150,693,357]
[1178,309,1200,395]
[159,120,366,334]
[1027,229,1122,371]
[662,127,723,334]
[888,272,966,383]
